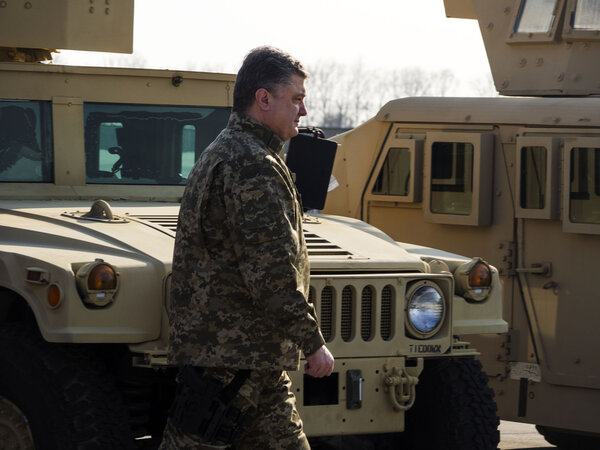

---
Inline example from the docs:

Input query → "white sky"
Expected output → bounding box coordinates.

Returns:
[56,0,492,93]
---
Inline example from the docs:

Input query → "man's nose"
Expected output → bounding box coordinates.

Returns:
[299,101,307,117]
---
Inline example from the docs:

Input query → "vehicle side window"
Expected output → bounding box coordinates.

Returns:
[424,132,493,226]
[559,0,600,41]
[569,147,600,224]
[372,147,411,196]
[515,136,559,219]
[508,0,564,43]
[520,146,547,210]
[366,137,423,203]
[84,103,230,185]
[0,100,53,183]
[572,0,600,30]
[430,142,474,215]
[514,0,558,34]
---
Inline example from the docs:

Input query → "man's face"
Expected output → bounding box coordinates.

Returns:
[265,74,307,141]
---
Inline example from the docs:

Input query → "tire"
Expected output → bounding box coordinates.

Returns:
[0,395,35,450]
[398,358,500,450]
[537,425,600,450]
[0,323,135,450]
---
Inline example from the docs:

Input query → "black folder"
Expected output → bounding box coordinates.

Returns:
[285,130,338,211]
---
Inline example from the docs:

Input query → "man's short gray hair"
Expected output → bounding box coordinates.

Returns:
[233,46,308,114]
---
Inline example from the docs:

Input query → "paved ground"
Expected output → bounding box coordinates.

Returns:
[307,420,558,449]
[499,421,555,449]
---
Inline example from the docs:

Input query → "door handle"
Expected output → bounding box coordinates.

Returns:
[516,263,552,277]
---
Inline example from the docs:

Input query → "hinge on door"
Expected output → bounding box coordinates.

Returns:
[497,241,517,276]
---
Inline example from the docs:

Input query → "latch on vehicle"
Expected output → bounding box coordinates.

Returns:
[383,358,423,411]
[62,199,128,223]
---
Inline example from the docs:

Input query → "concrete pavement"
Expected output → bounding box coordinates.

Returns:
[499,421,555,449]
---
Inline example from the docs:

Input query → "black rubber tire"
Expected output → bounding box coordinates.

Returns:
[537,425,600,450]
[0,395,36,449]
[397,357,500,450]
[0,323,135,450]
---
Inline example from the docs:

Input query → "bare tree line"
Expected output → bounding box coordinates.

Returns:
[304,61,496,128]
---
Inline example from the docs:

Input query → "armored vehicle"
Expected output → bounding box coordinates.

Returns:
[321,0,600,447]
[0,1,506,448]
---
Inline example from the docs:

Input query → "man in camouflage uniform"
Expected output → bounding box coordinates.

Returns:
[160,47,334,449]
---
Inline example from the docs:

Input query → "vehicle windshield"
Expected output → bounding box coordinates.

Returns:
[84,103,230,185]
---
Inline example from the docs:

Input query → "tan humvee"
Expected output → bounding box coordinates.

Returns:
[322,0,600,447]
[0,1,506,448]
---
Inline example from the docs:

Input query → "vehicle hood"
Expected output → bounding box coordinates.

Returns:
[0,200,427,272]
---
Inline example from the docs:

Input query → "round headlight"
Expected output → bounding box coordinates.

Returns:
[406,282,445,338]
[75,259,119,307]
[454,258,492,302]
[469,261,491,287]
[88,263,118,290]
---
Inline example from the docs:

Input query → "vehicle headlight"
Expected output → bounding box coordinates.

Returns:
[75,259,119,307]
[454,258,492,302]
[406,281,445,339]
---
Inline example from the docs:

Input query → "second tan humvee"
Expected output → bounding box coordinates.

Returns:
[322,1,600,448]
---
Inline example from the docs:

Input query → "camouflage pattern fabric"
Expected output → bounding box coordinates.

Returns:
[159,369,310,450]
[168,112,325,370]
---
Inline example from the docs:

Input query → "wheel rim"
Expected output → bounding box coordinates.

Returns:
[0,396,35,450]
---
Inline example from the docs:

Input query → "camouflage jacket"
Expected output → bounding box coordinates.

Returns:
[168,112,325,370]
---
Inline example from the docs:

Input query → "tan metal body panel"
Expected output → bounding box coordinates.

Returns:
[448,0,600,96]
[0,0,134,53]
[289,357,422,436]
[0,62,235,105]
[52,96,85,185]
[0,202,178,343]
[0,198,445,343]
[325,95,600,434]
[323,118,390,219]
[444,0,477,19]
[376,96,600,127]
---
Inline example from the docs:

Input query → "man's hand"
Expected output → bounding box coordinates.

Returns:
[304,345,334,378]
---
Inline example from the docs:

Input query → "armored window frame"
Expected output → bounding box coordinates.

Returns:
[507,0,566,44]
[562,0,600,40]
[423,132,494,226]
[515,136,561,219]
[83,102,230,185]
[0,99,54,183]
[366,137,423,203]
[562,137,600,234]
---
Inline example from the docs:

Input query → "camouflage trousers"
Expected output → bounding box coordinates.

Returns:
[159,368,310,450]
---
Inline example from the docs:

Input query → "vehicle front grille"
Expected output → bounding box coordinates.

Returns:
[380,285,393,341]
[309,275,400,353]
[341,287,353,342]
[361,286,374,341]
[311,287,332,342]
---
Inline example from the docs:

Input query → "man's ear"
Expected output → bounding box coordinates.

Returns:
[255,88,271,112]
